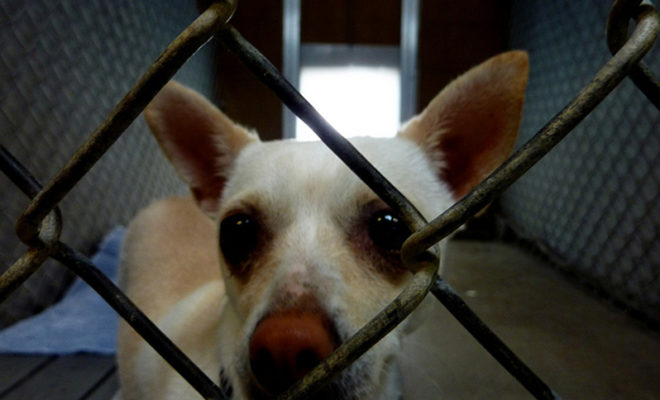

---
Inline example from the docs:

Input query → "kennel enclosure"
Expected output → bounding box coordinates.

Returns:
[1,0,659,399]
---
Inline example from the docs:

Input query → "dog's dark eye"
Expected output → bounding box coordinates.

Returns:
[220,213,259,267]
[368,210,411,252]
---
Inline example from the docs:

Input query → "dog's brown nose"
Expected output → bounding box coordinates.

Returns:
[248,310,337,395]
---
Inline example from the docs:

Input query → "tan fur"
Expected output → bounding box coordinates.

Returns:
[116,51,529,400]
[117,197,225,398]
[144,82,258,216]
[118,197,220,316]
[400,51,529,199]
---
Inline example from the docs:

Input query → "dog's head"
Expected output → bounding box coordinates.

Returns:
[144,51,528,399]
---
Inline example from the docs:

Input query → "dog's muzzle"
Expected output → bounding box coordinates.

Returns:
[248,309,339,396]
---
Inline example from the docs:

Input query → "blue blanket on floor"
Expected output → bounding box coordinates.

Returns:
[0,226,125,355]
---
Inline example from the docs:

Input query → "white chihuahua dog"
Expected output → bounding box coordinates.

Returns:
[115,51,528,400]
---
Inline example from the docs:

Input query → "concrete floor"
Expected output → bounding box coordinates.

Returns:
[401,240,660,400]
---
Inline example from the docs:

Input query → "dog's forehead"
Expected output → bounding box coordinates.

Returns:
[237,139,355,184]
[227,138,400,194]
[221,136,451,220]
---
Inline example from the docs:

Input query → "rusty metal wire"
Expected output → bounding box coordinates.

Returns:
[0,145,61,302]
[1,2,237,399]
[219,1,658,399]
[401,0,659,261]
[218,26,428,234]
[0,145,229,400]
[52,243,229,400]
[0,0,658,399]
[607,0,660,108]
[14,0,237,246]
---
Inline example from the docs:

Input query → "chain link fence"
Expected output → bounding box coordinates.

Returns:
[502,0,660,325]
[0,0,209,328]
[1,0,658,399]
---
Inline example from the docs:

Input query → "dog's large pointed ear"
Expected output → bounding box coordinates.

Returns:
[399,51,529,200]
[144,81,259,217]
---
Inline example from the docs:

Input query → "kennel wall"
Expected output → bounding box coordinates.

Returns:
[0,0,213,328]
[502,0,660,324]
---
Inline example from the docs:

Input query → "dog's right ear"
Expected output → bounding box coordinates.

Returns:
[144,81,259,218]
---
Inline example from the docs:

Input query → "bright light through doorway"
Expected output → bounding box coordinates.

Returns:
[295,66,401,141]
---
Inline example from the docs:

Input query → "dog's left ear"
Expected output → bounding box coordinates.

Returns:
[144,81,259,217]
[399,51,529,200]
